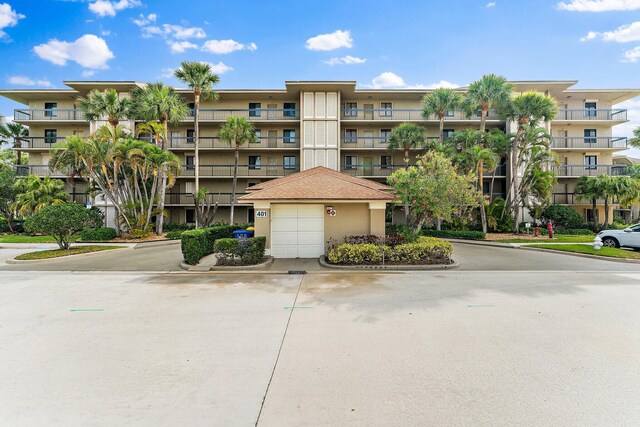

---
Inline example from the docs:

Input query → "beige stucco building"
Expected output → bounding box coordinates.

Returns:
[1,79,638,227]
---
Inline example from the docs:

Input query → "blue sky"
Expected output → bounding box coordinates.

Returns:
[1,0,640,138]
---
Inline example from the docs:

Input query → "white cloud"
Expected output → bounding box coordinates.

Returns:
[201,39,257,54]
[367,72,406,89]
[0,3,25,37]
[159,67,175,79]
[167,40,197,54]
[557,0,640,11]
[89,0,141,17]
[622,45,640,61]
[7,76,53,87]
[613,98,640,140]
[486,2,497,7]
[580,31,598,41]
[81,70,96,78]
[132,13,157,27]
[142,23,206,40]
[324,55,366,65]
[424,80,461,89]
[207,61,233,74]
[33,34,115,69]
[582,21,640,43]
[305,29,352,51]
[101,30,111,36]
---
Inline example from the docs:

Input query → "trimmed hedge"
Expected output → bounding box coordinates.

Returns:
[79,227,117,241]
[166,230,183,240]
[327,236,453,265]
[181,225,242,265]
[541,204,583,229]
[556,228,593,236]
[214,236,267,266]
[421,229,486,240]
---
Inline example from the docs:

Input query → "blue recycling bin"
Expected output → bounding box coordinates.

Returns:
[233,230,253,239]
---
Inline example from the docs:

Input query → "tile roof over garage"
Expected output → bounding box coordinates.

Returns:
[238,167,394,201]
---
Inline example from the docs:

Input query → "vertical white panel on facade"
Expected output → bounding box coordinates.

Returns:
[315,150,326,167]
[326,92,337,118]
[326,121,338,147]
[315,121,326,148]
[303,92,314,119]
[303,121,314,147]
[326,150,338,171]
[304,150,314,170]
[315,92,326,119]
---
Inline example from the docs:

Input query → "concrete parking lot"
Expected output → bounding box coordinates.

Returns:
[1,244,639,426]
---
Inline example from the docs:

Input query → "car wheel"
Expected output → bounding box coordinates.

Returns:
[602,237,619,248]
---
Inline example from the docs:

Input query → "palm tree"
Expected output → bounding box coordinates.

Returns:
[219,117,257,224]
[387,123,426,169]
[575,176,601,225]
[12,175,69,217]
[0,122,28,165]
[131,82,188,234]
[136,121,166,147]
[77,88,132,134]
[629,126,640,148]
[502,92,558,231]
[484,129,511,200]
[421,88,464,144]
[174,62,220,228]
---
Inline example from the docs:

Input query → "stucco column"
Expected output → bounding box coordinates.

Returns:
[252,201,271,249]
[369,201,387,238]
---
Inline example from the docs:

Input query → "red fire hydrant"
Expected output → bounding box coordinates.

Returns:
[535,226,540,237]
[547,221,554,239]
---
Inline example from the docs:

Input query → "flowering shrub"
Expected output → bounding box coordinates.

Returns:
[326,236,453,265]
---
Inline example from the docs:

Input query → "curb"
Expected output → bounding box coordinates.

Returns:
[318,256,460,270]
[445,239,516,248]
[133,239,180,250]
[180,256,274,271]
[515,245,640,264]
[5,246,131,264]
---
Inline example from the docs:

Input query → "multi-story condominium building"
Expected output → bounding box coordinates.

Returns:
[1,80,637,225]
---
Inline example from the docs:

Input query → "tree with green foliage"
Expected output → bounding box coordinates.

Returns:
[24,203,103,250]
[0,122,28,166]
[574,176,601,225]
[0,150,18,230]
[77,88,132,136]
[421,88,464,145]
[174,61,220,228]
[387,151,483,234]
[12,175,69,217]
[387,123,426,168]
[629,126,640,149]
[541,204,584,229]
[219,117,257,224]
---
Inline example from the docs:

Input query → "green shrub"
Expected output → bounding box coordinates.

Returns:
[541,204,583,229]
[385,224,418,243]
[166,230,183,240]
[555,228,593,235]
[164,222,195,231]
[327,243,385,265]
[213,236,266,266]
[24,203,103,250]
[609,221,629,230]
[421,229,486,240]
[181,224,242,265]
[327,236,453,265]
[79,227,117,241]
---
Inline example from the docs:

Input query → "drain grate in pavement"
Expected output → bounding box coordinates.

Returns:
[288,270,307,275]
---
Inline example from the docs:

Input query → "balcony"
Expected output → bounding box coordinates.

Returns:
[14,109,84,122]
[140,136,300,149]
[340,164,404,177]
[180,164,299,178]
[340,136,440,149]
[341,108,499,121]
[553,193,607,205]
[552,164,628,177]
[554,109,627,122]
[483,164,507,177]
[12,136,66,149]
[164,192,247,205]
[189,108,299,121]
[551,137,627,150]
[14,165,67,177]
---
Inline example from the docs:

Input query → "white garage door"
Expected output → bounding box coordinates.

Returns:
[271,204,325,258]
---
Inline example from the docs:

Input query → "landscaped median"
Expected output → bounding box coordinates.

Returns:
[9,245,126,262]
[523,244,640,261]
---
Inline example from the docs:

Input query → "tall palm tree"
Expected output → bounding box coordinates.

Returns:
[628,126,640,148]
[0,122,28,165]
[575,176,601,225]
[136,121,166,147]
[219,117,257,224]
[174,62,220,228]
[484,129,512,200]
[131,82,188,234]
[387,123,426,169]
[421,88,464,144]
[12,175,69,217]
[77,88,132,133]
[463,75,513,233]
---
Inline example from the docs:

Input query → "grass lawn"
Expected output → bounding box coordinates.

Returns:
[15,245,126,260]
[525,244,640,259]
[0,234,80,244]
[496,235,594,244]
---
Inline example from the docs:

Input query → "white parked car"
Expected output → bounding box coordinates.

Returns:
[597,224,640,249]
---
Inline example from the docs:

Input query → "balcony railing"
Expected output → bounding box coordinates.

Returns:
[181,164,299,177]
[555,109,627,121]
[341,109,499,121]
[189,109,299,121]
[140,136,300,149]
[483,164,507,177]
[340,164,404,177]
[14,165,67,177]
[14,109,84,121]
[165,192,247,205]
[12,136,66,149]
[552,164,628,177]
[553,193,607,205]
[340,136,440,149]
[551,137,627,149]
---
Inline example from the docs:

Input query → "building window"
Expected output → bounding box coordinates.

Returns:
[188,103,195,117]
[44,102,57,117]
[186,209,195,223]
[186,129,195,143]
[344,102,357,117]
[44,129,57,144]
[248,207,255,223]
[344,129,358,143]
[445,110,455,117]
[381,129,391,143]
[283,156,296,170]
[283,102,296,117]
[186,155,195,170]
[253,129,262,143]
[585,102,597,117]
[443,129,455,140]
[249,155,261,169]
[585,155,597,170]
[380,102,392,117]
[381,155,392,169]
[283,129,296,144]
[584,129,596,144]
[345,155,358,169]
[249,103,261,117]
